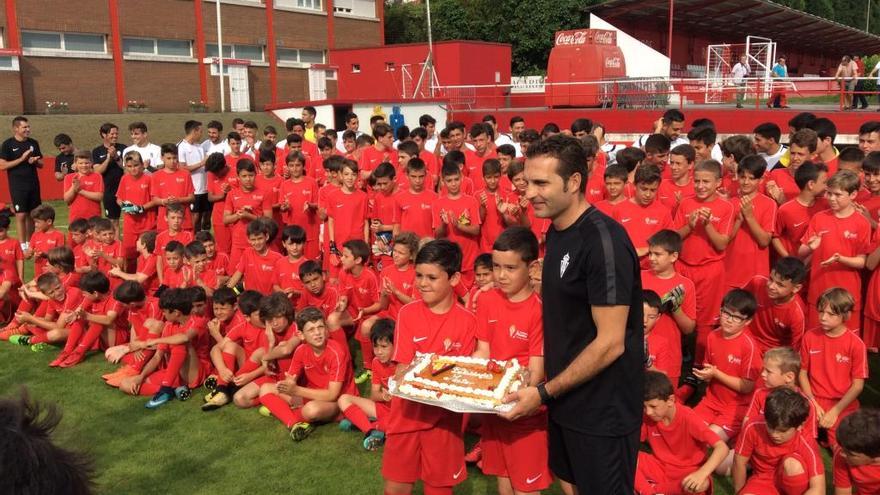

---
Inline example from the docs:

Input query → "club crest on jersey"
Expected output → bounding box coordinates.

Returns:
[560,252,570,278]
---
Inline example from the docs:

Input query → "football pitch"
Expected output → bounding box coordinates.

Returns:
[1,201,878,494]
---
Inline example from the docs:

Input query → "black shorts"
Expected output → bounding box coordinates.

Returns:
[191,193,211,213]
[548,419,639,494]
[8,178,41,213]
[103,195,121,219]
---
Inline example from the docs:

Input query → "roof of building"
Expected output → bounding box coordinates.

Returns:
[586,0,880,56]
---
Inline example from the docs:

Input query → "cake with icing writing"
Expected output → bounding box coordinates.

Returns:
[396,353,523,409]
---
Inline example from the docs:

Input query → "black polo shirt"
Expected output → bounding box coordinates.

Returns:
[55,152,75,176]
[0,137,41,184]
[92,144,124,195]
[542,206,644,436]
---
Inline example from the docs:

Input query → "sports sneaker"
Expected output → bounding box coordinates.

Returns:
[289,422,315,442]
[203,375,218,392]
[339,419,356,432]
[354,369,372,385]
[30,343,52,353]
[9,334,31,346]
[363,430,386,451]
[201,391,230,411]
[258,406,271,418]
[464,442,483,464]
[146,387,175,409]
[0,325,27,341]
[174,386,191,401]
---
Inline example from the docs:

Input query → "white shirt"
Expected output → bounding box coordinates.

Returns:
[122,143,163,172]
[601,143,625,165]
[425,136,439,154]
[731,62,750,84]
[759,145,787,171]
[201,138,231,156]
[178,140,207,194]
[495,133,515,148]
[335,130,364,154]
[711,143,723,162]
[633,134,689,149]
[873,61,880,84]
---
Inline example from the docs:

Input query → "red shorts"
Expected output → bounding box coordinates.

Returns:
[815,396,858,449]
[678,260,725,328]
[122,225,140,260]
[382,413,467,487]
[694,400,745,440]
[374,401,391,431]
[636,451,707,495]
[481,412,552,492]
[187,357,214,388]
[742,455,810,495]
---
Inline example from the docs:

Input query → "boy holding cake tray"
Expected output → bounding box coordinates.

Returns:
[382,239,478,495]
[473,226,552,494]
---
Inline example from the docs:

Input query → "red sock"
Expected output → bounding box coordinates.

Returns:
[342,404,374,433]
[75,323,104,354]
[161,346,187,387]
[62,321,85,354]
[218,351,237,385]
[260,393,301,427]
[359,340,374,370]
[238,358,260,375]
[28,325,48,343]
[122,349,155,372]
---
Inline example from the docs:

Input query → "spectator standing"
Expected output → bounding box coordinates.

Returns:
[731,55,750,109]
[0,116,43,248]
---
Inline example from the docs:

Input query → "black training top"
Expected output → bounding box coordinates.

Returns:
[542,206,644,436]
[92,144,124,197]
[55,152,75,176]
[0,137,41,184]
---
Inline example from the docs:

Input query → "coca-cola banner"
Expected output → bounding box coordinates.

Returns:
[554,29,617,47]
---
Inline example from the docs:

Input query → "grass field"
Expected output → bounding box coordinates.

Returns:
[2,201,879,494]
[0,112,282,153]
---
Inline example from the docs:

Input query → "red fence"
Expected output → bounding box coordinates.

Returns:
[0,157,65,204]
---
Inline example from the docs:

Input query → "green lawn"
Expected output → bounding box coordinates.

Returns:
[2,202,879,494]
[0,112,282,153]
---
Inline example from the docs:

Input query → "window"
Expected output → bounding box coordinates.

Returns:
[122,38,153,55]
[334,0,375,17]
[207,43,262,61]
[21,31,106,53]
[276,48,324,65]
[385,62,395,71]
[0,57,13,69]
[276,0,322,9]
[157,39,191,57]
[123,38,192,58]
[351,64,361,73]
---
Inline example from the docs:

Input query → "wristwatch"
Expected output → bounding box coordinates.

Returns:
[537,382,552,404]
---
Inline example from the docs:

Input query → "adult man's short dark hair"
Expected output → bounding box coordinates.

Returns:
[661,109,685,125]
[753,123,781,143]
[526,134,588,194]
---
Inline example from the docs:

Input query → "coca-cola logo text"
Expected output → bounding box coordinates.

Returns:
[554,29,616,46]
[605,57,622,69]
[556,31,588,46]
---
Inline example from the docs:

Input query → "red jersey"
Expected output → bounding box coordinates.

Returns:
[800,209,871,305]
[278,176,319,232]
[673,195,734,265]
[393,189,437,238]
[432,194,482,271]
[236,248,283,295]
[155,229,194,256]
[379,264,416,318]
[206,252,230,278]
[701,328,761,410]
[46,287,84,319]
[743,275,806,354]
[359,146,398,175]
[83,295,129,332]
[128,297,161,341]
[64,172,104,221]
[183,266,218,290]
[83,239,122,273]
[287,339,357,395]
[736,423,823,479]
[273,256,308,296]
[438,176,475,199]
[640,404,721,470]
[226,320,265,357]
[833,448,880,494]
[29,229,65,277]
[463,148,497,191]
[646,329,678,382]
[724,194,777,288]
[745,385,818,439]
[800,328,868,400]
[658,178,694,212]
[388,300,477,433]
[0,238,22,284]
[216,312,246,339]
[865,228,880,320]
[640,270,698,322]
[419,150,440,177]
[136,252,159,295]
[255,174,283,225]
[765,169,800,204]
[774,198,825,256]
[327,188,368,244]
[475,289,543,366]
[116,173,156,233]
[594,199,623,217]
[150,168,195,230]
[614,199,673,252]
[207,171,238,223]
[161,265,186,289]
[476,189,507,252]
[338,267,379,315]
[371,357,396,395]
[297,286,341,317]
[223,186,272,247]
[506,190,551,245]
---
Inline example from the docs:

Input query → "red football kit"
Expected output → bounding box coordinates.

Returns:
[359,146,398,175]
[150,168,194,230]
[327,188,368,244]
[273,256,308,299]
[83,239,122,275]
[646,329,679,385]
[155,230,194,256]
[64,172,104,222]
[765,169,800,204]
[476,188,507,252]
[379,264,416,319]
[117,173,156,258]
[161,265,186,289]
[614,199,673,254]
[832,448,880,494]
[694,328,760,438]
[288,339,357,396]
[393,189,437,238]
[724,194,777,289]
[864,228,880,350]
[641,269,696,382]
[658,178,694,212]
[636,405,722,495]
[743,275,806,354]
[236,248,283,295]
[736,423,822,495]
[594,199,624,218]
[0,238,22,284]
[432,194,481,286]
[136,252,159,295]
[773,198,825,257]
[223,186,272,266]
[28,229,65,277]
[745,385,818,439]
[383,300,477,487]
[463,148,497,191]
[369,189,397,268]
[206,171,238,254]
[800,210,871,330]
[278,176,320,259]
[255,174,283,226]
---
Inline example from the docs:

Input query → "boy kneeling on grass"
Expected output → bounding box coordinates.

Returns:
[259,306,357,441]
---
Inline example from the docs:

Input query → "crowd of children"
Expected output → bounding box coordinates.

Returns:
[1,109,879,494]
